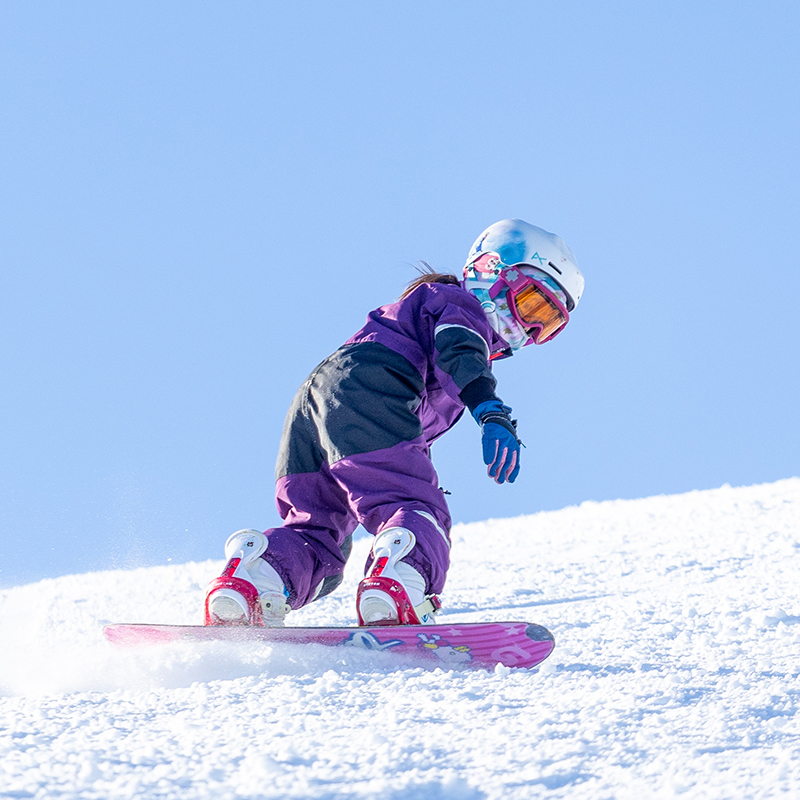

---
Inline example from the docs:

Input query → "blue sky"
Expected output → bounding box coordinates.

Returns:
[2,2,799,587]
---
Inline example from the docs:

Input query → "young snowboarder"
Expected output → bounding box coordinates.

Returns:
[204,219,584,627]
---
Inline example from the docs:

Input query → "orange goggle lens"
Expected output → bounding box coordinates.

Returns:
[512,283,568,342]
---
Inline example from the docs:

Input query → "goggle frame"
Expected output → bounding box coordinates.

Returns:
[486,264,570,345]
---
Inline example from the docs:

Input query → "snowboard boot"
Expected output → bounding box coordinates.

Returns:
[204,530,291,627]
[357,528,441,626]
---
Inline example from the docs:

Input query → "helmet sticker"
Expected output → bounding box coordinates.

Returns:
[529,251,547,266]
[471,252,501,275]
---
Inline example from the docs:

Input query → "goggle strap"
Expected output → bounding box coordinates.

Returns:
[499,268,532,292]
[488,281,503,301]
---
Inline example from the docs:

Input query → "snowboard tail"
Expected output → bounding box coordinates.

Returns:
[103,621,555,670]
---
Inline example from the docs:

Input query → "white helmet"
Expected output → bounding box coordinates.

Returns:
[464,219,584,310]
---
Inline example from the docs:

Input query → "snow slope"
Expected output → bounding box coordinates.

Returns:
[1,478,799,799]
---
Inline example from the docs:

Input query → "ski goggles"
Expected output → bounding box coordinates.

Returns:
[488,266,569,344]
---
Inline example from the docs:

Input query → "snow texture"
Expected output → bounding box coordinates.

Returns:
[1,478,799,799]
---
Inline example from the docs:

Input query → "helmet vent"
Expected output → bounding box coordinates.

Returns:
[548,261,562,275]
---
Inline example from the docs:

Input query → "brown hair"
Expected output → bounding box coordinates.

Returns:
[400,262,461,299]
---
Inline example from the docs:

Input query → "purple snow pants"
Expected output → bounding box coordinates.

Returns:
[262,436,452,610]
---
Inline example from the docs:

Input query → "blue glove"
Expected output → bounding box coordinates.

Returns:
[471,400,522,484]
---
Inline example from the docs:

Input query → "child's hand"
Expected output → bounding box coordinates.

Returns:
[471,401,522,484]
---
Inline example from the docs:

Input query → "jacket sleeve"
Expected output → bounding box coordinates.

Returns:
[432,302,500,410]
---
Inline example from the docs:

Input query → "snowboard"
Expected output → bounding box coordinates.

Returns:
[103,620,555,670]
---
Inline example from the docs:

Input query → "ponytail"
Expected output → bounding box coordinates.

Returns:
[400,262,461,299]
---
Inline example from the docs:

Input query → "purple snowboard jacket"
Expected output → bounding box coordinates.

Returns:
[276,281,511,481]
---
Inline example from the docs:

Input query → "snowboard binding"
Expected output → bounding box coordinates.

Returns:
[204,530,269,626]
[357,528,441,626]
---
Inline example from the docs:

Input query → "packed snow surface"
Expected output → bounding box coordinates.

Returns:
[1,478,799,799]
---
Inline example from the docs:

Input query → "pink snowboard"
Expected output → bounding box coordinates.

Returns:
[103,621,555,670]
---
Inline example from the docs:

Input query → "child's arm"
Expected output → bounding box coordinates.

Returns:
[431,302,521,486]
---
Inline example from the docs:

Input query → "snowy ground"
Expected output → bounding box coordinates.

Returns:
[1,478,799,799]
